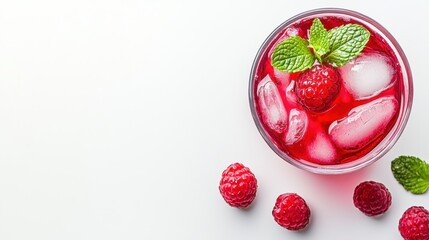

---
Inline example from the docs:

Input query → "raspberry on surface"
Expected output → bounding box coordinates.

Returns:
[272,193,310,231]
[295,64,342,112]
[399,206,429,240]
[353,181,392,217]
[218,162,257,209]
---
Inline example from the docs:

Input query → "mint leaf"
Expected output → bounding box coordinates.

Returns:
[271,36,315,73]
[309,18,330,63]
[324,24,370,67]
[391,156,429,194]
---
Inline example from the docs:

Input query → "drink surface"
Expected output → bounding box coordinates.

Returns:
[253,16,402,165]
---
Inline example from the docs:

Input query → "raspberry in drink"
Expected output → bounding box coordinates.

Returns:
[249,9,413,173]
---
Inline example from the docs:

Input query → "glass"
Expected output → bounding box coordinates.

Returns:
[248,8,413,174]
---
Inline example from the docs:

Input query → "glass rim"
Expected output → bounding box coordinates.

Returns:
[248,8,414,174]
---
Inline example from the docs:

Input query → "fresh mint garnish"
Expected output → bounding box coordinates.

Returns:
[271,18,370,72]
[271,36,315,73]
[325,24,370,67]
[391,156,429,194]
[309,18,330,63]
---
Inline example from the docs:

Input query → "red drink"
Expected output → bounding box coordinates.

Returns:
[249,9,413,173]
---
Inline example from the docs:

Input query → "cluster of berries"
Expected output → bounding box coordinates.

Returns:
[219,162,429,240]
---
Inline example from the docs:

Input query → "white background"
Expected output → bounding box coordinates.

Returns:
[0,0,427,239]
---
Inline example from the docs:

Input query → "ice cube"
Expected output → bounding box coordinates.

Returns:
[257,75,288,133]
[285,80,297,104]
[307,132,337,164]
[339,53,395,100]
[329,97,398,150]
[284,109,308,145]
[286,27,300,37]
[274,69,290,86]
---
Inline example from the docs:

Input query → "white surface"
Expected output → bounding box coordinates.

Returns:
[0,0,427,239]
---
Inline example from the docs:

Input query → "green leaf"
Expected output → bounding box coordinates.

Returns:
[309,18,330,63]
[324,24,370,67]
[391,156,429,194]
[271,36,315,73]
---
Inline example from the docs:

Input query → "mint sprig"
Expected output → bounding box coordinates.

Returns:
[325,24,370,67]
[271,18,370,72]
[271,36,315,73]
[391,156,429,194]
[309,18,330,63]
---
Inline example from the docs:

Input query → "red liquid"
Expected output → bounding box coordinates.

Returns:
[253,16,402,165]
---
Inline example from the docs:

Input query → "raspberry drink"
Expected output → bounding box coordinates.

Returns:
[249,9,413,173]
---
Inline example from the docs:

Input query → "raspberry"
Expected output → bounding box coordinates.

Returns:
[353,181,392,216]
[272,193,310,230]
[219,162,257,208]
[399,206,429,240]
[295,64,341,112]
